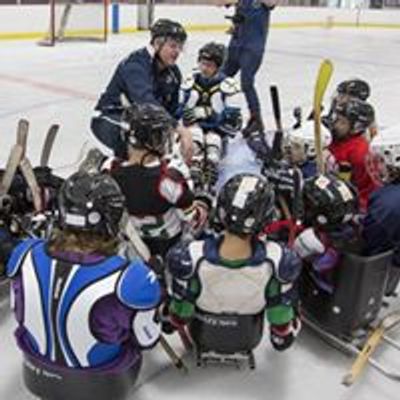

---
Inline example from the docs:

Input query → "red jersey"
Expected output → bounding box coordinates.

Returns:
[328,135,378,211]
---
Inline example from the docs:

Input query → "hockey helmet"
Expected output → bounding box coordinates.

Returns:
[336,79,371,101]
[370,133,400,183]
[198,42,226,68]
[329,98,375,135]
[216,173,275,235]
[150,19,187,44]
[58,171,125,236]
[303,174,358,229]
[123,103,175,155]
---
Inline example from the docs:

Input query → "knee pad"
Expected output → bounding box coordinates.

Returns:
[205,133,222,164]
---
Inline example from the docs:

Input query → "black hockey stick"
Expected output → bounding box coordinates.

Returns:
[270,85,283,160]
[269,86,303,244]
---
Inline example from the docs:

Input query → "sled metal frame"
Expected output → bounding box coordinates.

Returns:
[195,347,256,370]
[303,313,400,382]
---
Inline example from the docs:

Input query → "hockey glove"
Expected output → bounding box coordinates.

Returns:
[293,228,325,259]
[263,166,301,198]
[270,317,301,352]
[0,194,13,215]
[183,107,211,125]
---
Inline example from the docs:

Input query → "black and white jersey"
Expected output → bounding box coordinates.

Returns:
[109,158,194,240]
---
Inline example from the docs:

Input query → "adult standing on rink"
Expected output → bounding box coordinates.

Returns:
[91,18,193,161]
[216,0,278,136]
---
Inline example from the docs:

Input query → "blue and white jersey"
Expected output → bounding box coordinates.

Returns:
[6,239,161,369]
[178,71,243,136]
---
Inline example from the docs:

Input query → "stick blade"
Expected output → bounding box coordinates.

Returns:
[16,119,29,155]
[313,59,334,174]
[40,124,59,167]
[313,59,334,110]
[19,157,42,212]
[0,144,24,196]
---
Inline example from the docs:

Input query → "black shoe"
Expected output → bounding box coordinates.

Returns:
[242,116,264,138]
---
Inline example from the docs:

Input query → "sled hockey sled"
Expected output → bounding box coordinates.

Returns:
[301,247,400,382]
[188,309,264,369]
[23,353,142,400]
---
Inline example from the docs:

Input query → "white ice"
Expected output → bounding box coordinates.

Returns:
[1,27,400,400]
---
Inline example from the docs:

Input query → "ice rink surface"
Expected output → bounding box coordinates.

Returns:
[1,26,400,399]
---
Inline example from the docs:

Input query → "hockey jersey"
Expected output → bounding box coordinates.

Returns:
[6,239,161,372]
[166,234,301,325]
[178,71,242,136]
[110,158,194,241]
[328,135,379,211]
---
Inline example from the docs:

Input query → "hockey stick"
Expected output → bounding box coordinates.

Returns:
[40,124,59,167]
[0,145,24,196]
[19,157,43,213]
[15,119,43,212]
[16,119,29,157]
[342,310,400,386]
[313,60,333,174]
[118,213,191,368]
[269,85,303,245]
[52,140,91,174]
[159,336,188,373]
[270,85,283,160]
[121,212,194,351]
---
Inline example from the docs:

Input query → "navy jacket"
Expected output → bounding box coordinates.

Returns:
[96,47,182,118]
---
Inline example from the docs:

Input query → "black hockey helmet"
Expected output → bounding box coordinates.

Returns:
[123,103,175,155]
[150,19,187,44]
[336,79,371,101]
[58,171,125,236]
[330,97,375,135]
[198,42,226,68]
[303,174,358,229]
[216,173,275,235]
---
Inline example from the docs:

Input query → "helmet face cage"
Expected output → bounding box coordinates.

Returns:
[283,136,307,165]
[123,104,174,155]
[303,174,358,229]
[150,19,187,45]
[198,42,226,68]
[370,143,400,183]
[58,172,125,236]
[217,174,275,235]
